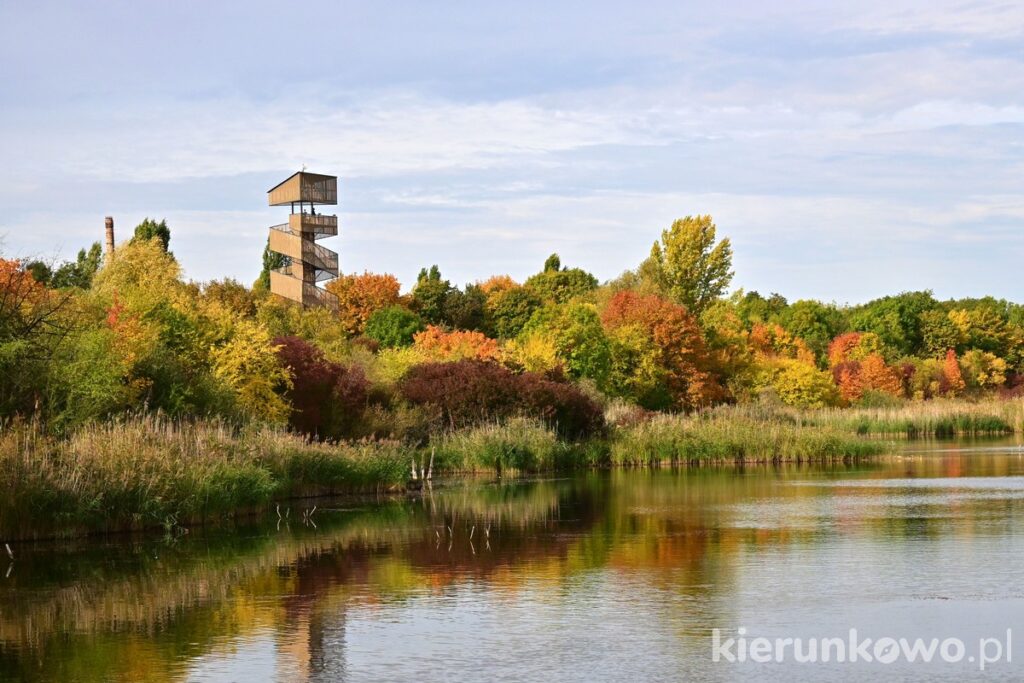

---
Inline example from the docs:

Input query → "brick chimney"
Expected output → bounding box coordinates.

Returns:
[104,216,115,260]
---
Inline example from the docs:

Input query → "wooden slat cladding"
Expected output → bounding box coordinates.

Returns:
[268,172,338,206]
[267,170,341,310]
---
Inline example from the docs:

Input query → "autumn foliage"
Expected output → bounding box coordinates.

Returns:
[325,271,401,336]
[944,349,966,396]
[413,325,500,361]
[399,360,604,438]
[274,335,368,437]
[601,291,724,409]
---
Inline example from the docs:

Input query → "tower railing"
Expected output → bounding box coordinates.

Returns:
[267,171,340,310]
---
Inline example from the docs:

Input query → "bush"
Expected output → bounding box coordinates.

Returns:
[399,360,518,428]
[516,371,605,438]
[274,336,368,438]
[364,306,424,348]
[398,359,604,438]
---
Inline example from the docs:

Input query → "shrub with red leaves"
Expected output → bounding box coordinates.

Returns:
[515,371,605,438]
[399,359,604,438]
[274,336,368,438]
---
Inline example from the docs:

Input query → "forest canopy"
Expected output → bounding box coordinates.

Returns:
[3,215,1023,441]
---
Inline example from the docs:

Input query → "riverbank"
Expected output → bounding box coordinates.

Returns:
[0,408,891,539]
[0,416,410,539]
[4,398,1021,539]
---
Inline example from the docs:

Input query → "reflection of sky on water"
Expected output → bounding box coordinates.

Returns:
[4,440,1024,682]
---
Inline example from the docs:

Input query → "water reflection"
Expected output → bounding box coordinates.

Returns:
[2,440,1024,681]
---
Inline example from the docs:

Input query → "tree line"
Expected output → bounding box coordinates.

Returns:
[2,214,1022,442]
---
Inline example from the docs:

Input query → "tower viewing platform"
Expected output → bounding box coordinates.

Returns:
[266,171,340,311]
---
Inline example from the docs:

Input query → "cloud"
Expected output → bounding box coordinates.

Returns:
[0,0,1022,303]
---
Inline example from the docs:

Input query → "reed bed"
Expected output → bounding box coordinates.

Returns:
[0,415,409,538]
[806,399,1024,437]
[430,417,605,474]
[609,413,884,466]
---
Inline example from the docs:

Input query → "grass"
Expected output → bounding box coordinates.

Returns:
[429,417,605,474]
[609,412,884,466]
[805,399,1024,437]
[19,398,1009,537]
[0,415,410,538]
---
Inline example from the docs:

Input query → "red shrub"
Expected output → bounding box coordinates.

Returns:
[516,372,605,439]
[399,359,604,438]
[274,336,368,438]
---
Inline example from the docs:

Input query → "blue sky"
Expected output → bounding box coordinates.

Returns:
[1,1,1022,303]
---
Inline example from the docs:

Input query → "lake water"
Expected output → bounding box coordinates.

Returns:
[3,439,1024,682]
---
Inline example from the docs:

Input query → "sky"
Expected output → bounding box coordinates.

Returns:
[1,1,1022,304]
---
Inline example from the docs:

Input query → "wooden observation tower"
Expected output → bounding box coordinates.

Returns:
[267,171,340,310]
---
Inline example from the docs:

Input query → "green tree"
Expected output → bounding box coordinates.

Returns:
[848,291,938,358]
[255,238,287,292]
[411,265,454,325]
[521,302,611,386]
[364,306,425,348]
[92,239,229,417]
[735,290,788,326]
[778,299,847,364]
[443,284,489,332]
[487,286,543,338]
[640,215,733,315]
[132,218,171,252]
[24,260,53,285]
[50,243,104,289]
[920,309,962,357]
[524,255,598,304]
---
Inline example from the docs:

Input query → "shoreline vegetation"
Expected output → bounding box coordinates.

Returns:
[3,398,1022,540]
[4,216,1024,539]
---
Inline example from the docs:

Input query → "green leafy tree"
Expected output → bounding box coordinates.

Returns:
[848,291,938,358]
[45,327,139,430]
[256,238,287,292]
[735,290,788,326]
[524,254,598,304]
[132,218,171,252]
[92,239,230,417]
[411,265,454,325]
[487,286,543,338]
[778,300,847,365]
[24,260,53,285]
[639,215,733,315]
[50,243,104,289]
[443,284,489,332]
[364,305,425,348]
[920,309,963,357]
[520,302,611,386]
[0,258,76,417]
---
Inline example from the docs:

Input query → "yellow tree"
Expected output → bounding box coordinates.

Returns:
[210,320,292,423]
[639,215,733,315]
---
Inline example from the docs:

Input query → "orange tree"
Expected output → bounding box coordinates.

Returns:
[325,271,401,336]
[601,291,724,410]
[413,325,500,362]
